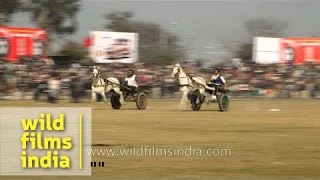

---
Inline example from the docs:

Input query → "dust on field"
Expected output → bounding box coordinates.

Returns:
[1,99,320,179]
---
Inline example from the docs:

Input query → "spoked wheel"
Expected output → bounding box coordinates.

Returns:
[190,90,202,111]
[217,94,229,112]
[136,91,148,110]
[110,92,122,109]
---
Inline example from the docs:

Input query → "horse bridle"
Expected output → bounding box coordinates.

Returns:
[173,66,181,77]
[173,66,193,87]
[92,70,105,87]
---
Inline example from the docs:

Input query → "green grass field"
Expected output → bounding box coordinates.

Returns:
[1,99,320,179]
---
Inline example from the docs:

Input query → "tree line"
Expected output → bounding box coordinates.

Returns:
[0,0,288,65]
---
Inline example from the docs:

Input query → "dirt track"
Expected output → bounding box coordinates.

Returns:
[1,99,320,179]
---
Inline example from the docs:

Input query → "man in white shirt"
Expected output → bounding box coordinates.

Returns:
[124,69,138,99]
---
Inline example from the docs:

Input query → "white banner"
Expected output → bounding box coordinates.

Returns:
[252,37,281,64]
[90,31,138,63]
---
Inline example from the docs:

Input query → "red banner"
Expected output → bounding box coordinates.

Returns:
[280,37,320,64]
[0,26,47,61]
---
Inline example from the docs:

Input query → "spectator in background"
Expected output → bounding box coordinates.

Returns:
[48,74,60,103]
[70,75,84,103]
[33,75,48,101]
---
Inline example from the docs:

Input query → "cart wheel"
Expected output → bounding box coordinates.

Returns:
[190,90,202,111]
[110,92,121,109]
[218,94,229,112]
[136,91,148,110]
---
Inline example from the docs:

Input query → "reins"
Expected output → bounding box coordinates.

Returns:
[173,66,193,87]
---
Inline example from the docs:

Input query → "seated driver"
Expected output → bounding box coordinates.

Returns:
[124,69,138,93]
[209,68,227,100]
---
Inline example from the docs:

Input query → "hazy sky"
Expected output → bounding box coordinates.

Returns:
[10,0,320,62]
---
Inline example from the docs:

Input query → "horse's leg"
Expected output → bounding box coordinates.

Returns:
[199,88,205,94]
[199,87,208,104]
[119,92,124,104]
[91,87,96,103]
[180,93,188,110]
[101,91,107,103]
[114,87,124,103]
[179,86,190,110]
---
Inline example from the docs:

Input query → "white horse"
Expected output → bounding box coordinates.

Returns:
[91,66,124,103]
[171,63,208,109]
[91,66,107,102]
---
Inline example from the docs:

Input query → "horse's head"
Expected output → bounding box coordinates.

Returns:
[92,66,100,78]
[171,63,181,77]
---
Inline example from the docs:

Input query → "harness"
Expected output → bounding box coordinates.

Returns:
[173,66,193,87]
[105,77,121,89]
[92,75,105,88]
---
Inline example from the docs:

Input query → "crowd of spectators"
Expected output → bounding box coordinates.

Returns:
[0,58,320,102]
[223,61,320,98]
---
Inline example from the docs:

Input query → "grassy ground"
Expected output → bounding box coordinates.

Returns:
[1,99,320,180]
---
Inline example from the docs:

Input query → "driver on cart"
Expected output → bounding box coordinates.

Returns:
[208,68,227,101]
[124,69,138,99]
